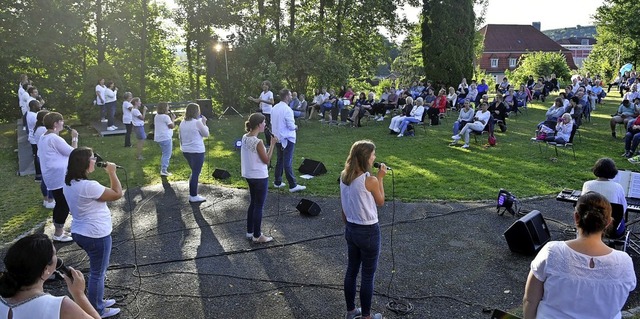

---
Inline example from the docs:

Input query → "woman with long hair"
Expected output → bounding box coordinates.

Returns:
[523,192,636,318]
[241,113,277,243]
[63,147,122,318]
[33,109,55,209]
[0,234,100,319]
[154,102,176,176]
[37,112,78,242]
[340,140,386,319]
[179,103,210,203]
[104,81,118,131]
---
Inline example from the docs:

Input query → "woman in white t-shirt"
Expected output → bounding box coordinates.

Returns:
[248,80,274,147]
[64,147,123,318]
[104,81,118,131]
[241,113,277,243]
[130,97,147,160]
[179,103,210,203]
[37,112,78,243]
[33,109,55,209]
[154,102,176,176]
[523,192,636,319]
[0,234,101,319]
[121,92,133,147]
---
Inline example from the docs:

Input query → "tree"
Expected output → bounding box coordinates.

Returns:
[504,52,571,86]
[421,0,476,87]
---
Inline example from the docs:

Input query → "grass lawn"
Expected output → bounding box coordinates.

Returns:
[0,91,632,243]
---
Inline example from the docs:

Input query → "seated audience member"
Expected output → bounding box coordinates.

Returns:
[476,79,489,105]
[514,85,529,111]
[565,96,583,128]
[623,115,640,158]
[582,158,627,213]
[307,89,323,119]
[292,94,307,119]
[349,92,367,126]
[319,89,338,122]
[526,75,535,89]
[476,94,490,111]
[426,88,447,125]
[539,98,566,130]
[374,88,398,121]
[611,99,636,138]
[0,233,101,319]
[289,91,300,110]
[591,80,606,104]
[453,99,474,135]
[342,87,355,105]
[496,77,510,94]
[523,191,636,319]
[450,102,491,148]
[422,88,436,108]
[389,97,413,134]
[504,87,516,112]
[489,94,508,132]
[563,85,575,99]
[549,74,559,92]
[397,97,425,137]
[624,84,640,102]
[372,88,391,121]
[543,76,556,96]
[531,79,546,102]
[446,87,458,110]
[608,74,621,93]
[619,72,631,97]
[543,113,573,144]
[466,83,478,106]
[457,78,469,95]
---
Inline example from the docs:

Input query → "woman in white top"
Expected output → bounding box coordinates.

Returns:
[340,140,386,319]
[453,99,474,135]
[451,102,491,148]
[582,158,627,237]
[241,113,277,243]
[33,109,55,209]
[37,112,78,242]
[248,80,274,147]
[26,100,42,180]
[523,192,636,319]
[64,147,123,318]
[545,113,573,144]
[121,92,133,147]
[95,78,106,122]
[104,81,117,131]
[397,97,425,137]
[446,86,458,110]
[154,102,176,176]
[179,103,210,203]
[0,234,100,319]
[130,97,147,160]
[388,96,413,133]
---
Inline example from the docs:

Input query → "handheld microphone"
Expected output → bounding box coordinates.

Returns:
[373,162,392,170]
[96,161,123,169]
[64,125,72,132]
[56,258,73,281]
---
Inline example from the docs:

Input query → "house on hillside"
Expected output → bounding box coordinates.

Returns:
[477,24,578,83]
[556,37,596,68]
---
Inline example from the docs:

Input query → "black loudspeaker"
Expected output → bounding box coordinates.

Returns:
[196,99,214,119]
[212,169,231,180]
[503,210,551,255]
[298,159,327,176]
[296,199,321,216]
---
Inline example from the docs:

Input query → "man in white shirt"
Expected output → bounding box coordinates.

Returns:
[249,81,274,147]
[271,89,305,193]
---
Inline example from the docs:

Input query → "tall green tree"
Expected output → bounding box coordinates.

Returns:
[421,0,475,86]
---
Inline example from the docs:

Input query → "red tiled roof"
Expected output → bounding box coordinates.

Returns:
[478,24,578,70]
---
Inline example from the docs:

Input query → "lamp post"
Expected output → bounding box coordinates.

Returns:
[215,41,242,118]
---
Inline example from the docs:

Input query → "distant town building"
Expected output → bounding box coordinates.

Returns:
[542,26,597,68]
[478,24,578,83]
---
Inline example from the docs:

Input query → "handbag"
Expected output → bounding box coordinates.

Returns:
[488,134,496,146]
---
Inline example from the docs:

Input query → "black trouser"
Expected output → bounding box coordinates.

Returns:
[31,144,41,178]
[50,188,70,227]
[427,107,440,125]
[124,123,132,147]
[263,113,272,147]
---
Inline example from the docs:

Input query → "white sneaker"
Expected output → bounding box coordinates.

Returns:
[461,144,469,148]
[52,234,73,242]
[109,125,118,130]
[106,126,116,131]
[103,299,116,308]
[101,307,120,318]
[189,195,206,203]
[252,234,273,243]
[376,117,384,122]
[397,133,403,137]
[44,200,56,209]
[160,170,172,176]
[289,185,306,193]
[100,118,108,123]
[273,182,285,188]
[451,135,461,140]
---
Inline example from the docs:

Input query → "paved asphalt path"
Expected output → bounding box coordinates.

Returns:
[8,181,640,318]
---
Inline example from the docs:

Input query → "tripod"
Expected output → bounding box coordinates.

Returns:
[218,105,243,119]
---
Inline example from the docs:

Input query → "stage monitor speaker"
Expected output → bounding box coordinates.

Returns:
[298,159,327,176]
[296,199,321,216]
[212,169,231,180]
[196,99,214,119]
[503,210,550,255]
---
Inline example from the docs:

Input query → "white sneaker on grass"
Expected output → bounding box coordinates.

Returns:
[289,185,306,193]
[461,144,469,148]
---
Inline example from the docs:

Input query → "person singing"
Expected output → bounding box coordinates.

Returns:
[179,103,210,203]
[0,234,101,319]
[271,89,306,192]
[63,147,123,318]
[248,81,274,148]
[241,113,277,243]
[340,140,386,319]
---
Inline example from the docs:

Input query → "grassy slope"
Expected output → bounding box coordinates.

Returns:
[0,92,630,242]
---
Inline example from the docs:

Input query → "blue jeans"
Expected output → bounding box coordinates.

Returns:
[344,222,380,317]
[452,120,470,135]
[106,101,116,126]
[625,132,640,153]
[274,141,297,188]
[183,152,204,196]
[72,233,112,315]
[246,178,268,238]
[399,117,419,134]
[157,139,172,172]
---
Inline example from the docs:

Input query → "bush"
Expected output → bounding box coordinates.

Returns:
[506,52,571,86]
[78,63,126,125]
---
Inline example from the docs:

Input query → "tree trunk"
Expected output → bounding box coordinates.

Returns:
[96,0,104,63]
[289,0,295,34]
[258,0,266,36]
[195,43,201,99]
[421,0,431,76]
[273,0,281,40]
[140,0,148,101]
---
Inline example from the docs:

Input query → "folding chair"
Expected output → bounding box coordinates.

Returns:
[547,126,578,160]
[471,115,494,144]
[604,203,640,254]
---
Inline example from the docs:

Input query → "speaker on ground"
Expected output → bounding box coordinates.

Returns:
[212,169,231,180]
[298,159,327,176]
[296,199,321,216]
[503,210,550,255]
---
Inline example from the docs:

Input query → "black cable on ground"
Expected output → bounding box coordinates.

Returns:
[122,168,142,318]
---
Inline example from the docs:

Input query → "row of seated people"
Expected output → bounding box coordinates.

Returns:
[608,70,638,97]
[609,97,640,139]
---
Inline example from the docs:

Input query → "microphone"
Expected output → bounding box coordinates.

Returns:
[64,125,72,132]
[96,161,123,169]
[373,162,392,170]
